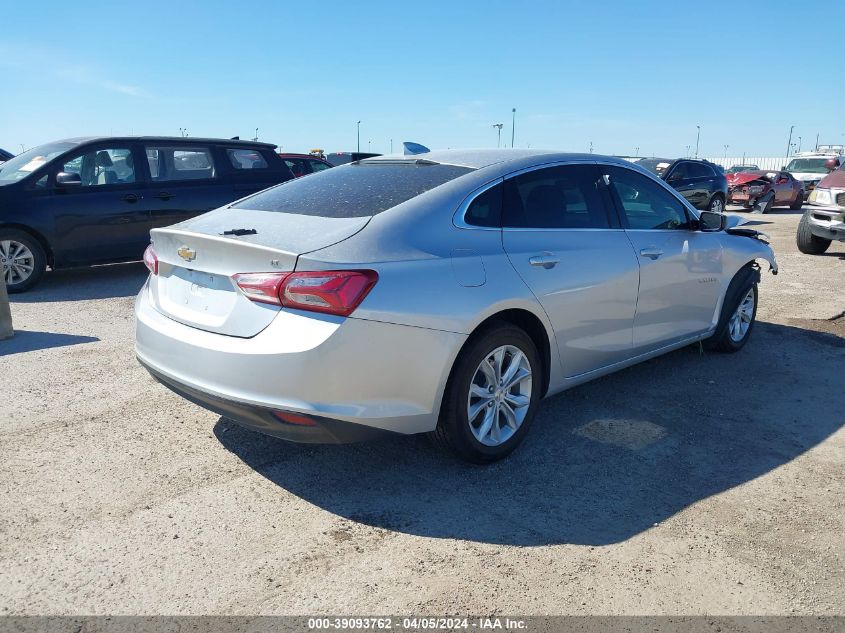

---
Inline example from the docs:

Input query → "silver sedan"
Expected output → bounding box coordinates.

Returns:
[135,150,778,463]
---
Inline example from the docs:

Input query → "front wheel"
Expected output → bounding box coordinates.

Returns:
[1,229,47,293]
[796,212,831,254]
[432,323,543,463]
[705,267,758,353]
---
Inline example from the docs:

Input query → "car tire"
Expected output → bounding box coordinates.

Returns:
[705,266,758,353]
[789,190,804,210]
[432,323,543,464]
[796,212,831,255]
[707,194,725,214]
[752,192,774,214]
[0,229,47,293]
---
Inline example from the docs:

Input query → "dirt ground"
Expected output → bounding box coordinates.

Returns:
[1,207,843,615]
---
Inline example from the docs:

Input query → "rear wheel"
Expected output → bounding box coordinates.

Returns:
[796,212,831,255]
[705,266,758,353]
[433,323,543,463]
[707,195,724,214]
[789,190,804,210]
[0,229,46,293]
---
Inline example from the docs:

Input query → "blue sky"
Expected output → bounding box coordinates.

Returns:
[1,0,842,158]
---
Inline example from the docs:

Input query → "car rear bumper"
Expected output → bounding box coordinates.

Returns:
[134,280,466,439]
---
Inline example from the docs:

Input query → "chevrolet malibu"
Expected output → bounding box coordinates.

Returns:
[135,150,778,463]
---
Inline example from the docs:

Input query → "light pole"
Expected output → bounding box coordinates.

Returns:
[695,125,701,158]
[368,140,372,152]
[797,136,802,153]
[253,128,259,142]
[511,108,516,148]
[634,147,639,157]
[589,141,593,154]
[492,123,504,148]
[723,144,729,160]
[357,121,361,153]
[785,125,794,159]
[390,139,393,153]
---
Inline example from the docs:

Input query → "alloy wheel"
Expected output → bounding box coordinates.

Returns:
[0,240,35,285]
[466,345,533,447]
[728,288,755,342]
[710,197,724,214]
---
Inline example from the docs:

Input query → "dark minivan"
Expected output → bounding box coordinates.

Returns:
[0,136,294,291]
[637,158,728,214]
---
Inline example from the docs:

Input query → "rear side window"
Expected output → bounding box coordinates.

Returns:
[233,162,474,217]
[687,162,714,178]
[145,146,214,181]
[284,158,309,177]
[464,184,502,227]
[503,164,611,229]
[227,148,268,170]
[309,160,331,172]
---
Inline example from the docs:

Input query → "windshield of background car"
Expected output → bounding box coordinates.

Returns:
[636,159,673,177]
[0,142,76,185]
[785,158,829,174]
[232,162,474,217]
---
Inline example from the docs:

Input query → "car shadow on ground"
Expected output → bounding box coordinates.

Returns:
[0,330,99,355]
[214,321,845,546]
[10,262,148,303]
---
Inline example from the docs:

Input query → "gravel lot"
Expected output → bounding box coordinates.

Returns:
[1,207,843,615]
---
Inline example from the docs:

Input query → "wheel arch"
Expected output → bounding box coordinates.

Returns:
[0,223,54,267]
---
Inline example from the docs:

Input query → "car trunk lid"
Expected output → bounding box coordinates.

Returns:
[147,208,370,337]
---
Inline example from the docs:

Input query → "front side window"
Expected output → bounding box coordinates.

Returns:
[605,166,689,230]
[227,148,268,170]
[61,148,135,186]
[503,164,611,229]
[0,142,76,185]
[145,146,214,181]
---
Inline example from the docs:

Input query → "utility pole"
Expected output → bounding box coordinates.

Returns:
[511,108,516,148]
[357,121,361,153]
[493,123,504,148]
[815,133,820,151]
[695,125,701,158]
[785,125,794,159]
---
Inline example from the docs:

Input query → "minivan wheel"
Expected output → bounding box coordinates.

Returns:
[433,324,543,463]
[0,229,46,293]
[796,212,831,255]
[705,267,758,353]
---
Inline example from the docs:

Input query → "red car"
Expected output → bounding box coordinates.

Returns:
[277,153,333,178]
[727,169,804,213]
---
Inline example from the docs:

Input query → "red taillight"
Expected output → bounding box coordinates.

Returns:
[143,244,158,275]
[231,272,287,305]
[271,411,317,426]
[233,270,378,316]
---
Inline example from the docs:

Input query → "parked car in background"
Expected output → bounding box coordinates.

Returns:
[637,158,728,212]
[727,170,804,213]
[0,148,13,164]
[136,149,777,463]
[278,153,333,177]
[784,152,843,200]
[325,151,381,166]
[798,165,845,254]
[0,136,294,291]
[726,164,759,174]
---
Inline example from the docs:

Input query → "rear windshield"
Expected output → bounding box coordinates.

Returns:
[232,162,474,217]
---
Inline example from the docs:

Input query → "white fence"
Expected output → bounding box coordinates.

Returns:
[703,157,789,171]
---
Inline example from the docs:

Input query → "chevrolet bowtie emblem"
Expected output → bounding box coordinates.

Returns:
[177,246,196,262]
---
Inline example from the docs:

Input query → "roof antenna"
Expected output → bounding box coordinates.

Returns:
[403,141,430,156]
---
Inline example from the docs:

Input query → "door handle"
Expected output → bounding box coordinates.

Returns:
[154,192,174,200]
[528,255,560,269]
[639,248,664,260]
[122,193,141,203]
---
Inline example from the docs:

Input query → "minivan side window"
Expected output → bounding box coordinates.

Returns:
[604,166,689,230]
[60,148,135,186]
[145,146,214,181]
[502,164,611,229]
[227,148,268,170]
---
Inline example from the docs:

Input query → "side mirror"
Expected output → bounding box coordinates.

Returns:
[56,172,81,187]
[699,210,726,232]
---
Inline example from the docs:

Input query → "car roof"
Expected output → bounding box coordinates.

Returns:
[54,136,277,149]
[360,148,637,171]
